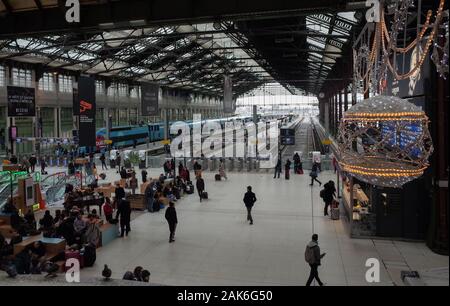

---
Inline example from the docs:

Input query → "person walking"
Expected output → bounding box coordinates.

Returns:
[196,175,205,202]
[243,186,257,225]
[305,234,326,286]
[40,156,47,175]
[145,182,155,212]
[320,181,336,216]
[116,151,121,173]
[219,159,227,180]
[129,173,138,195]
[332,155,338,173]
[193,160,202,178]
[115,182,125,201]
[273,159,282,179]
[100,153,108,170]
[285,159,291,180]
[141,169,148,183]
[89,151,95,166]
[116,198,131,237]
[165,202,178,243]
[309,162,322,186]
[29,155,37,173]
[293,153,301,174]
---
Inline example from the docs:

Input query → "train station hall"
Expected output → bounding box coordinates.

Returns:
[0,0,448,291]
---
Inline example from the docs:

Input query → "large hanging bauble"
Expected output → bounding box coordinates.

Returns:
[337,95,433,188]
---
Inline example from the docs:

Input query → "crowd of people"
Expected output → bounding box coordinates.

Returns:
[0,204,99,276]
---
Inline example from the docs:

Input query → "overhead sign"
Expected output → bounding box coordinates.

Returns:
[78,76,96,147]
[280,128,295,146]
[7,86,36,117]
[141,83,159,116]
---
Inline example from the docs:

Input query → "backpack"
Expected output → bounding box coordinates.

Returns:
[320,189,325,198]
[304,246,316,264]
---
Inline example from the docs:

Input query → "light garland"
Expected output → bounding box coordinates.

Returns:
[337,96,433,188]
[353,0,448,95]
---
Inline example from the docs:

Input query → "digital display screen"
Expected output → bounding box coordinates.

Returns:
[399,122,422,158]
[281,136,295,145]
[380,122,422,158]
[381,123,397,147]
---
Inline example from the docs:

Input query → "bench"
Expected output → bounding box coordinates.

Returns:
[13,235,66,257]
[99,222,119,247]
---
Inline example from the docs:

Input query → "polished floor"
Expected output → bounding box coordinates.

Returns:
[64,167,449,286]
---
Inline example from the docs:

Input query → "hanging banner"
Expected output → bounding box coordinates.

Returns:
[7,86,36,117]
[78,76,96,147]
[224,75,233,113]
[141,83,159,116]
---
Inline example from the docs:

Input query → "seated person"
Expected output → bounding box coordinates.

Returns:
[24,209,37,229]
[158,174,166,184]
[29,241,46,265]
[73,214,87,245]
[2,198,17,214]
[39,210,54,230]
[53,210,63,225]
[163,184,177,202]
[103,198,114,223]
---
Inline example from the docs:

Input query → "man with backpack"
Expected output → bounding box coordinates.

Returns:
[304,234,326,286]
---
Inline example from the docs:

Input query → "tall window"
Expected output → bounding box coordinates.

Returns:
[38,73,55,91]
[12,67,32,87]
[0,66,5,86]
[107,83,117,97]
[96,80,105,95]
[58,75,73,93]
[118,83,128,97]
[130,86,140,98]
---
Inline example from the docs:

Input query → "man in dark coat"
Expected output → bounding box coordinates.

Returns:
[116,199,131,237]
[321,181,336,216]
[273,159,282,179]
[115,183,125,200]
[196,176,205,202]
[243,186,257,225]
[165,202,178,243]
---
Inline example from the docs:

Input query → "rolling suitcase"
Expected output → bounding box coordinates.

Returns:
[331,208,340,220]
[202,191,208,199]
[215,174,221,181]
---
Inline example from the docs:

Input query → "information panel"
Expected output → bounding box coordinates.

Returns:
[7,86,36,117]
[78,76,96,147]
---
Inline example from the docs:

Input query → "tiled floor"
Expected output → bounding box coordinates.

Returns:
[41,166,445,286]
